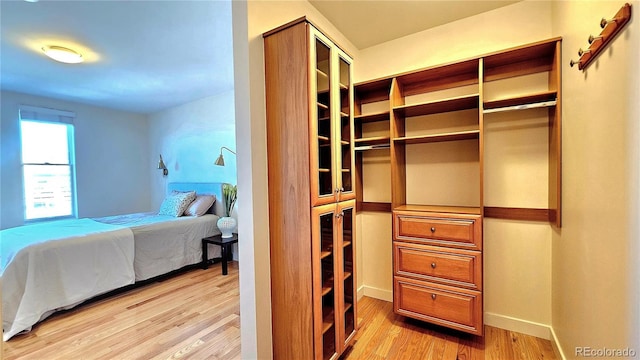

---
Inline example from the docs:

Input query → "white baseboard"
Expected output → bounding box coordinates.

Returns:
[361,285,393,302]
[484,312,551,340]
[549,326,567,360]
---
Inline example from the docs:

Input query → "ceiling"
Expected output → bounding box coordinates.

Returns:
[1,0,520,114]
[309,0,521,49]
[0,0,234,114]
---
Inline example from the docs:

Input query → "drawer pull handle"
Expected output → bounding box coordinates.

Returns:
[431,294,437,300]
[431,262,436,269]
[430,227,436,233]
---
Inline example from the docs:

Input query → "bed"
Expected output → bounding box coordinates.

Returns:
[1,182,225,341]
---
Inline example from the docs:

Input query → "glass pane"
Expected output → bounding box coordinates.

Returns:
[342,207,355,338]
[319,211,336,359]
[23,165,73,219]
[21,121,70,164]
[339,57,352,192]
[316,39,334,197]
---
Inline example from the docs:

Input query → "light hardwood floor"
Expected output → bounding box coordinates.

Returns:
[4,263,555,360]
[3,263,241,360]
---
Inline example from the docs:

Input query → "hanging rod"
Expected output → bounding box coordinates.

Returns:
[570,3,632,71]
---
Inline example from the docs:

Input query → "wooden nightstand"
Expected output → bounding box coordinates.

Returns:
[202,233,238,275]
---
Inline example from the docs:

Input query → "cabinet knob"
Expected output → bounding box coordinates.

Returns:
[430,227,436,233]
[340,187,344,192]
[335,213,342,219]
[335,188,341,194]
[431,294,437,300]
[431,262,436,269]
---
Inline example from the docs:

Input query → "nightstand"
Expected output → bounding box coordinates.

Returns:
[202,233,238,275]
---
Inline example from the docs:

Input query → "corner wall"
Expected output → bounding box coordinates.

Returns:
[551,2,640,358]
[147,92,237,209]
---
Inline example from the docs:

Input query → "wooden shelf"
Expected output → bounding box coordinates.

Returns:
[321,284,333,296]
[483,91,557,113]
[393,94,479,117]
[358,201,392,212]
[344,303,353,313]
[343,272,352,281]
[340,140,350,145]
[317,102,329,110]
[354,111,390,123]
[355,78,393,104]
[393,130,479,144]
[354,136,390,145]
[393,204,482,215]
[343,241,352,247]
[318,168,330,173]
[318,135,330,141]
[320,250,332,259]
[322,310,335,334]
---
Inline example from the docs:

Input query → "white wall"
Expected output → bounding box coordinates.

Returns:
[551,1,640,358]
[355,0,555,337]
[147,91,237,209]
[0,91,151,229]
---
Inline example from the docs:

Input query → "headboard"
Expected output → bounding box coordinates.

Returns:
[167,182,225,217]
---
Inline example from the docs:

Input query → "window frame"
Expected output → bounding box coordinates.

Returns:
[19,115,78,223]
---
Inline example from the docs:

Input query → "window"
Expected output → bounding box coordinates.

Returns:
[19,106,77,221]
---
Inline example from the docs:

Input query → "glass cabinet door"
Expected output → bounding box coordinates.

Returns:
[336,53,355,202]
[311,30,336,207]
[338,200,356,348]
[312,204,338,360]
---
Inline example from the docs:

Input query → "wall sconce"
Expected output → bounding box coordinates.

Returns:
[157,154,168,176]
[214,146,236,166]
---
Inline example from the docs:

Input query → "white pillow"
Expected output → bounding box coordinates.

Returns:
[158,191,196,217]
[184,195,216,217]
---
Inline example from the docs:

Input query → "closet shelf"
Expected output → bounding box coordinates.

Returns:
[354,136,390,145]
[354,144,390,151]
[354,111,390,123]
[394,130,479,144]
[394,204,482,215]
[393,94,479,117]
[483,91,557,113]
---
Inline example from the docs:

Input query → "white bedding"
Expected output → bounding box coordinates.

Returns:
[94,212,221,281]
[1,219,135,341]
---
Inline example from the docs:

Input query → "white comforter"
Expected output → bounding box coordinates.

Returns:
[95,212,220,281]
[1,219,135,341]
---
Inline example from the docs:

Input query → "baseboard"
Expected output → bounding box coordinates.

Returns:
[484,312,551,340]
[361,285,393,302]
[549,326,567,360]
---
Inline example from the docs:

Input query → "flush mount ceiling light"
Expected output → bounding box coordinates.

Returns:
[41,45,84,64]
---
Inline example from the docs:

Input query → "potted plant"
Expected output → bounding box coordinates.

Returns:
[217,183,237,238]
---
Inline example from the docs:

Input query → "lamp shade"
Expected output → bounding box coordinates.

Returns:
[42,45,84,64]
[214,154,225,166]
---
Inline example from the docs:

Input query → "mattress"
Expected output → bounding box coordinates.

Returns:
[1,219,135,341]
[94,212,221,281]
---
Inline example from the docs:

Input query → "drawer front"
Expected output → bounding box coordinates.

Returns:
[394,243,481,290]
[394,277,483,335]
[394,212,481,250]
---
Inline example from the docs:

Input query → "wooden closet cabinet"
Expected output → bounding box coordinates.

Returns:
[354,37,562,337]
[264,17,357,360]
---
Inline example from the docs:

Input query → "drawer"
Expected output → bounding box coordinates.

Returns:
[394,243,481,290]
[394,211,482,250]
[394,277,483,335]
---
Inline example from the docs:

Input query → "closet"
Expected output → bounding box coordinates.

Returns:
[264,17,357,359]
[355,38,562,335]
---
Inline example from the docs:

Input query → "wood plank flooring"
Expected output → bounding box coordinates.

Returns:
[3,262,241,360]
[344,297,557,360]
[4,263,556,360]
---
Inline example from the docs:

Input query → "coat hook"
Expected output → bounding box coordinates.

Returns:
[600,17,620,29]
[578,48,591,56]
[588,34,604,44]
[569,59,580,67]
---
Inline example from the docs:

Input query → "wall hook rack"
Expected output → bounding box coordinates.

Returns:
[569,3,632,70]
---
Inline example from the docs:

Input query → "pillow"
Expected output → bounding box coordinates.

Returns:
[158,191,196,217]
[184,194,216,217]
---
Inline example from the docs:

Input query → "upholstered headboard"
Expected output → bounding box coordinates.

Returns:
[167,182,225,217]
